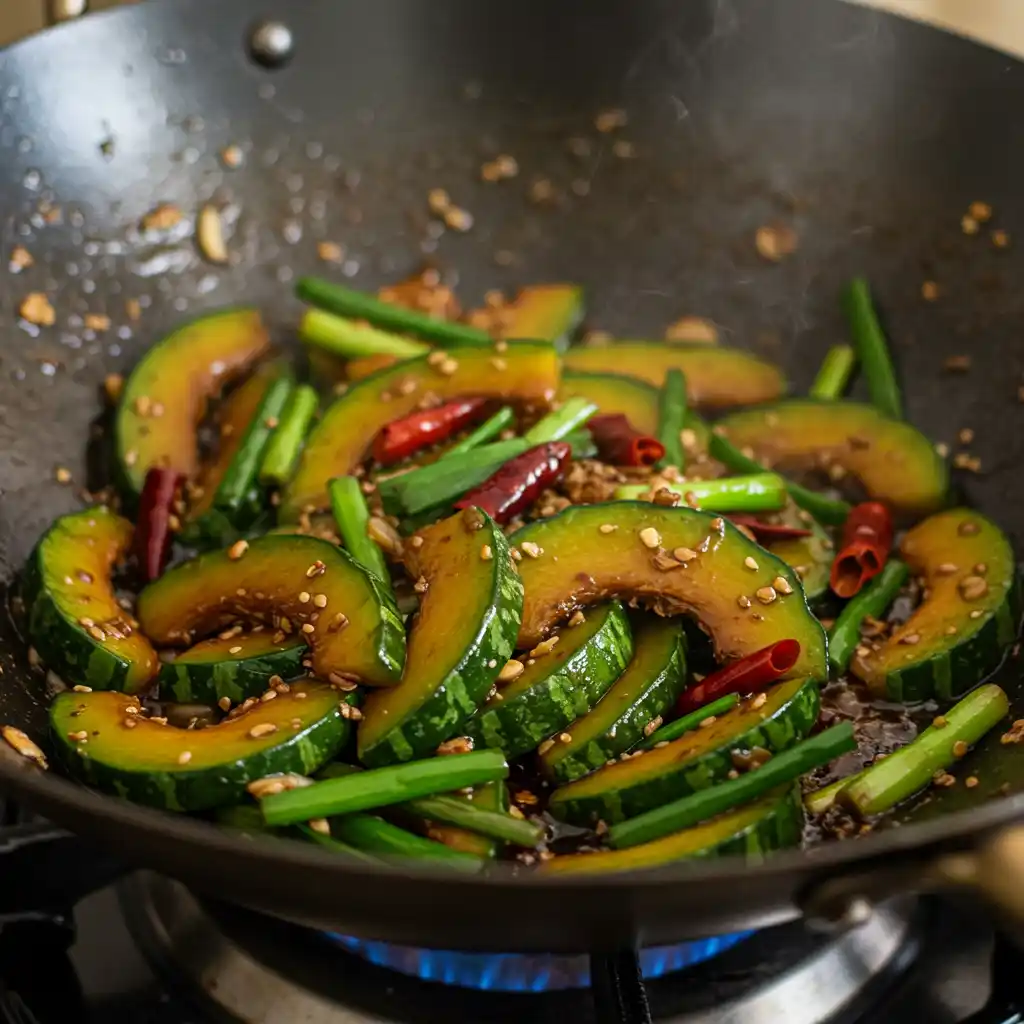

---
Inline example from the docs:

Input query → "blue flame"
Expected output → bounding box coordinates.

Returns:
[327,931,752,992]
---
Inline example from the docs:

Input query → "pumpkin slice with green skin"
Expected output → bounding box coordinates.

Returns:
[281,341,559,519]
[540,617,688,784]
[465,602,634,760]
[852,509,1021,703]
[510,501,827,682]
[761,504,834,606]
[563,343,784,410]
[358,509,523,767]
[548,676,820,826]
[715,400,947,517]
[137,535,404,686]
[561,370,661,434]
[502,284,584,350]
[25,507,157,692]
[115,308,271,500]
[50,681,350,811]
[539,785,803,874]
[158,632,307,706]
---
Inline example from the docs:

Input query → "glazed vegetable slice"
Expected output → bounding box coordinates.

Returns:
[328,814,485,872]
[636,694,740,751]
[465,603,634,760]
[510,502,828,682]
[158,632,306,705]
[548,676,820,826]
[563,343,785,409]
[50,681,348,811]
[540,618,687,783]
[539,785,803,875]
[358,510,523,766]
[501,284,584,349]
[561,370,662,435]
[763,505,833,605]
[714,400,947,517]
[281,341,559,518]
[115,308,271,498]
[851,510,1020,702]
[25,507,157,692]
[137,535,405,686]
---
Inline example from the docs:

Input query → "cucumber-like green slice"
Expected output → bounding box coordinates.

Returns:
[465,603,633,760]
[548,676,820,827]
[358,509,523,766]
[763,505,833,605]
[158,632,306,705]
[24,507,158,692]
[539,785,803,875]
[540,618,687,784]
[50,682,351,811]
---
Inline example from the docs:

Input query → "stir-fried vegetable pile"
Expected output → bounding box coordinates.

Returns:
[14,271,1021,874]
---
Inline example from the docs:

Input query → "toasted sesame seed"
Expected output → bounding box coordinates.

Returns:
[339,702,363,720]
[498,659,525,683]
[228,539,249,560]
[480,544,493,561]
[773,576,794,595]
[72,684,92,693]
[123,717,137,729]
[1,726,47,768]
[248,723,278,739]
[218,697,232,711]
[308,818,331,835]
[67,730,89,742]
[413,575,429,593]
[673,547,698,563]
[599,523,618,534]
[933,715,948,729]
[959,575,989,601]
[436,736,473,755]
[313,593,328,608]
[751,692,768,710]
[936,563,959,575]
[970,609,984,619]
[54,466,72,484]
[227,645,243,655]
[301,623,315,635]
[568,609,586,627]
[177,751,192,765]
[639,527,661,549]
[993,229,1011,248]
[298,591,311,603]
[529,636,560,658]
[737,595,752,609]
[953,740,968,758]
[755,586,777,605]
[329,612,349,633]
[966,776,979,789]
[558,732,573,744]
[520,541,542,559]
[306,560,327,578]
[88,625,106,641]
[900,633,921,645]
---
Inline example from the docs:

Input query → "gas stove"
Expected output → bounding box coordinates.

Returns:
[0,807,1017,1024]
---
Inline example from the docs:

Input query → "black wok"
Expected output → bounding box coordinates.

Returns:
[1,0,1023,954]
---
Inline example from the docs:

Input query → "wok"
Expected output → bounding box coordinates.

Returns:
[0,0,1023,956]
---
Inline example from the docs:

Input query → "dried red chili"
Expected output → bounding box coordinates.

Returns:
[674,639,801,714]
[372,397,488,466]
[829,501,893,598]
[136,467,182,583]
[587,413,665,467]
[454,442,571,523]
[727,515,813,543]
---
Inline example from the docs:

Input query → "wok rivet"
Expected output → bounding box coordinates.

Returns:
[248,20,294,67]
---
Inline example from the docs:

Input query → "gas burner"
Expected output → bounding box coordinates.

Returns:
[121,872,919,1023]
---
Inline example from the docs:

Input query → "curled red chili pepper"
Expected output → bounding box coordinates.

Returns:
[587,413,665,467]
[136,467,182,583]
[829,501,893,598]
[454,442,571,523]
[727,515,813,543]
[372,397,489,466]
[675,639,801,715]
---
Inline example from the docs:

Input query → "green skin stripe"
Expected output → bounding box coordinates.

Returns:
[465,603,634,760]
[549,677,821,827]
[158,642,307,705]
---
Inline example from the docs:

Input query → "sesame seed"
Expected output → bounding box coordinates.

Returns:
[409,535,424,549]
[599,524,618,534]
[227,539,249,560]
[306,560,326,578]
[568,609,586,627]
[674,547,698,562]
[958,521,980,536]
[301,623,315,635]
[773,576,794,595]
[480,544,493,561]
[218,697,231,711]
[974,563,988,575]
[261,690,278,702]
[298,591,311,603]
[308,818,331,835]
[755,586,777,605]
[88,625,106,641]
[744,556,759,571]
[72,684,92,693]
[936,563,959,575]
[228,645,243,655]
[529,636,560,658]
[248,723,278,739]
[558,732,573,744]
[737,595,752,609]
[970,609,984,620]
[953,740,968,758]
[751,692,768,709]
[900,633,921,645]
[413,575,429,593]
[339,702,363,720]
[329,612,349,633]
[313,593,328,608]
[498,660,524,683]
[1,726,47,769]
[639,527,661,549]
[959,575,989,601]
[67,730,88,743]
[520,541,542,559]
[177,751,192,765]
[965,776,979,789]
[933,715,948,729]
[54,466,72,484]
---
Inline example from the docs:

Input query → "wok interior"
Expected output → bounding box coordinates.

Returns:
[0,0,1021,949]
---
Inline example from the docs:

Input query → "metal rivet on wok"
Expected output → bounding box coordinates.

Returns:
[248,20,294,67]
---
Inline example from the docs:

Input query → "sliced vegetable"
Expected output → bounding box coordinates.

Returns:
[830,501,893,599]
[561,370,662,435]
[424,781,509,858]
[25,507,158,692]
[282,341,559,518]
[158,632,306,705]
[297,277,491,347]
[328,476,392,584]
[261,748,508,825]
[358,510,523,766]
[454,442,571,524]
[511,502,828,681]
[563,343,785,409]
[656,368,688,470]
[588,414,665,467]
[540,785,802,874]
[404,792,544,847]
[841,684,1009,817]
[615,473,787,514]
[675,639,800,715]
[501,284,584,349]
[442,406,516,458]
[115,308,271,498]
[844,278,902,419]
[135,467,182,583]
[259,384,319,486]
[759,505,834,606]
[715,400,946,518]
[540,618,687,784]
[372,397,489,466]
[300,308,429,359]
[635,694,740,751]
[608,722,854,848]
[137,534,405,687]
[328,814,485,872]
[466,603,633,760]
[809,345,856,401]
[828,559,909,676]
[851,510,1020,702]
[548,676,820,827]
[50,681,348,811]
